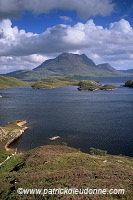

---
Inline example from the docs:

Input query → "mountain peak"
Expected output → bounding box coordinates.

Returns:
[81,53,87,57]
[32,52,121,76]
[4,53,123,80]
[56,52,78,60]
[96,63,117,73]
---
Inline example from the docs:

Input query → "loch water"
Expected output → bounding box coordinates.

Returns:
[0,77,133,156]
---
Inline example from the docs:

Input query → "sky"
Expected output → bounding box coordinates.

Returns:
[0,0,133,74]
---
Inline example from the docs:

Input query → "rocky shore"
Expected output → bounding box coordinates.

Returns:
[0,120,28,150]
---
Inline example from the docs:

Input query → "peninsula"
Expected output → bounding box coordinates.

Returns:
[0,120,28,150]
[0,75,31,89]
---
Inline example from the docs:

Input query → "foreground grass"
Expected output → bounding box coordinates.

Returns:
[0,144,12,163]
[0,145,132,200]
[0,75,31,89]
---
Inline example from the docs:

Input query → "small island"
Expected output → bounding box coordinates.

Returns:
[31,78,116,91]
[31,78,79,89]
[100,84,116,90]
[77,80,100,91]
[124,80,133,88]
[78,80,116,91]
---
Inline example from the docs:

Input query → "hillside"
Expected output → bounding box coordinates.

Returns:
[119,69,133,74]
[33,53,122,77]
[96,63,118,73]
[3,53,125,80]
[0,75,30,89]
[0,145,132,200]
[2,70,49,81]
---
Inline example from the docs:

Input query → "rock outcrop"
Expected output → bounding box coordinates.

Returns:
[0,120,28,150]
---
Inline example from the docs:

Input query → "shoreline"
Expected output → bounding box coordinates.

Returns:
[0,120,28,151]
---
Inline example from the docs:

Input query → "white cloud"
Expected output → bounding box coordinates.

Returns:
[0,18,133,73]
[0,54,49,73]
[110,19,132,33]
[0,0,115,19]
[59,16,72,22]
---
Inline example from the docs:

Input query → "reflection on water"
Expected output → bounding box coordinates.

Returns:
[0,77,133,156]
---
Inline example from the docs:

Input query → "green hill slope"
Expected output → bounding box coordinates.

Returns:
[119,69,133,74]
[2,70,49,81]
[0,75,30,89]
[0,145,132,199]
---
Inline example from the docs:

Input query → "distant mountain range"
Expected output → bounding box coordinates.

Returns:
[2,53,132,80]
[118,69,133,74]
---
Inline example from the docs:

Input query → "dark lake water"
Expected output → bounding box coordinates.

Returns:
[0,77,133,156]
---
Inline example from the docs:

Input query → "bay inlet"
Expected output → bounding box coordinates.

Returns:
[0,76,133,156]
